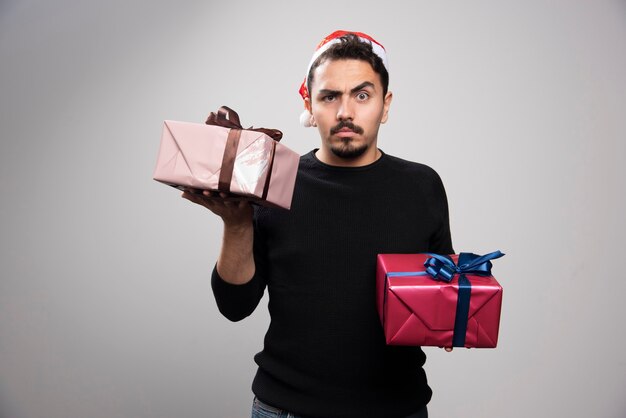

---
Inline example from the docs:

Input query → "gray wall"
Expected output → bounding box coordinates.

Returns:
[1,1,625,417]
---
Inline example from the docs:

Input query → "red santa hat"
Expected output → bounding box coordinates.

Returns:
[299,30,389,127]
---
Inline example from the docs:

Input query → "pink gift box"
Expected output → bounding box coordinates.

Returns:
[153,107,299,209]
[376,253,503,348]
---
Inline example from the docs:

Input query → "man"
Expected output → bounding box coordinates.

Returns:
[183,31,453,418]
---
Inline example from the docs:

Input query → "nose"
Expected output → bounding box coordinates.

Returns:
[336,96,354,121]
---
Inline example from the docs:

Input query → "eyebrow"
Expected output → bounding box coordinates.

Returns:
[317,81,377,97]
[350,81,376,93]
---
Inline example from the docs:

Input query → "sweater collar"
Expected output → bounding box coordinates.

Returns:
[306,149,387,171]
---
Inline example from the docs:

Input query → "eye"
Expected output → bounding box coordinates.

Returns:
[356,92,369,101]
[322,94,337,103]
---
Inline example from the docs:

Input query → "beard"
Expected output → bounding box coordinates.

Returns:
[330,138,368,159]
[328,121,368,159]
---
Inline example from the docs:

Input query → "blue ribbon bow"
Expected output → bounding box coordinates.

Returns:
[424,250,504,347]
[424,250,504,283]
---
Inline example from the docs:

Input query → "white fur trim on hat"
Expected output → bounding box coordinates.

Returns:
[300,110,312,127]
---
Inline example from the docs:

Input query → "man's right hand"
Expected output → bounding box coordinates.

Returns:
[181,188,253,228]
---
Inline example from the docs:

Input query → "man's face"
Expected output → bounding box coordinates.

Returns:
[305,59,392,166]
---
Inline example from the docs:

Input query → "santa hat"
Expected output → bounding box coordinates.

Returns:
[299,30,389,127]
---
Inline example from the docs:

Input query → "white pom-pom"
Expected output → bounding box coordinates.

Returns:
[300,110,312,127]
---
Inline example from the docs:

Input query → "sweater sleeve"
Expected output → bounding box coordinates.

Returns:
[210,267,265,321]
[210,213,267,322]
[428,172,455,255]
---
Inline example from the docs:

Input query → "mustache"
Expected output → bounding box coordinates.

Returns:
[330,121,364,135]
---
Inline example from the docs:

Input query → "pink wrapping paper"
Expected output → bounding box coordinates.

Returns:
[153,120,299,209]
[376,253,503,348]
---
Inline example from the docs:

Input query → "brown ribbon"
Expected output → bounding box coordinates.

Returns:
[217,128,242,192]
[206,106,282,141]
[205,106,282,195]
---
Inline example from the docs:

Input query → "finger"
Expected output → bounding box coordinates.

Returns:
[204,190,221,198]
[445,347,453,352]
[183,190,213,206]
[182,192,203,205]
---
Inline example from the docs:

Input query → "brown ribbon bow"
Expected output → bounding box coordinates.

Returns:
[205,106,282,197]
[205,106,283,141]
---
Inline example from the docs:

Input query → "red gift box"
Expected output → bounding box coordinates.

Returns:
[376,252,504,348]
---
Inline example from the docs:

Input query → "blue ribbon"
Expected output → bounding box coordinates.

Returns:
[426,251,504,346]
[423,251,504,283]
[386,250,504,347]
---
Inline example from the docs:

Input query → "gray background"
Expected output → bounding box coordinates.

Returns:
[1,0,625,417]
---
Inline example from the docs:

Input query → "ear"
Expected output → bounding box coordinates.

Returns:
[306,98,318,126]
[380,91,393,124]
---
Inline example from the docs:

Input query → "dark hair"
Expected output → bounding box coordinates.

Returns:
[307,34,389,96]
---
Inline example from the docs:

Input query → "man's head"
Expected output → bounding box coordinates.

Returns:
[302,32,390,103]
[300,31,393,166]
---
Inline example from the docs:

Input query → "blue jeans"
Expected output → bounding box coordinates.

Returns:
[251,397,428,418]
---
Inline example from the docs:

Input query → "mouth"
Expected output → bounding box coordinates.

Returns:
[335,127,356,137]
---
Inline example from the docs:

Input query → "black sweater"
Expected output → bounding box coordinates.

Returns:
[212,150,454,418]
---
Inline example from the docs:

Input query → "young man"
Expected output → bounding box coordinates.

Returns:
[183,31,453,418]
